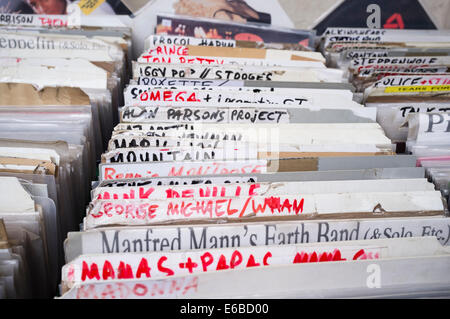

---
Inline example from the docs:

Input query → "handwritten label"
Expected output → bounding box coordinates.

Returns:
[93,179,432,201]
[120,106,290,124]
[94,183,261,200]
[98,176,256,188]
[63,244,382,287]
[357,67,447,77]
[135,77,239,87]
[373,75,450,88]
[352,57,442,67]
[0,14,68,27]
[415,113,450,140]
[135,64,275,81]
[102,147,256,163]
[85,195,306,228]
[113,124,245,142]
[148,35,235,48]
[324,28,388,36]
[114,123,193,133]
[67,276,198,299]
[65,217,450,263]
[138,53,318,68]
[139,54,226,65]
[85,191,443,228]
[108,136,251,150]
[344,50,389,60]
[0,33,120,61]
[124,87,310,108]
[99,160,267,181]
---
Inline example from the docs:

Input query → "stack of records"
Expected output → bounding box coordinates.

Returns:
[321,27,450,209]
[58,19,450,299]
[0,14,131,298]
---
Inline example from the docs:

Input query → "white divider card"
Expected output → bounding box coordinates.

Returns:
[405,113,450,145]
[62,241,391,288]
[351,57,450,69]
[84,190,444,229]
[59,252,450,299]
[97,175,257,188]
[124,86,360,107]
[145,35,313,52]
[108,135,254,151]
[60,275,199,299]
[91,179,435,201]
[123,86,360,107]
[65,216,450,261]
[129,81,355,101]
[323,28,450,37]
[99,160,267,181]
[119,104,377,125]
[145,35,236,49]
[120,106,291,124]
[61,236,450,289]
[107,136,389,154]
[113,122,372,137]
[370,74,450,89]
[113,123,246,140]
[137,54,324,68]
[133,63,344,82]
[135,77,243,87]
[110,145,390,160]
[101,146,257,163]
[340,49,390,62]
[112,123,392,146]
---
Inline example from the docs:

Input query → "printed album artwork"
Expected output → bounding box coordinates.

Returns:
[156,14,314,47]
[0,0,272,22]
[171,0,272,24]
[0,0,131,15]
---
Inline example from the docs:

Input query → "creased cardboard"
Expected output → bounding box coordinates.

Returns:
[0,83,90,106]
